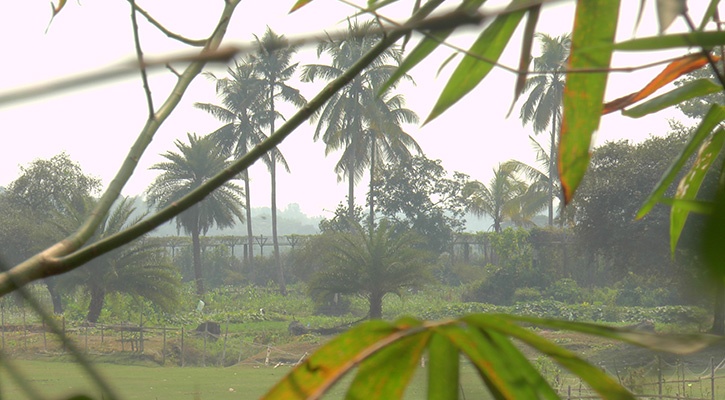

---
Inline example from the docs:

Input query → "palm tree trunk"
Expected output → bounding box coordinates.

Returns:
[369,291,383,319]
[548,111,556,227]
[244,172,256,285]
[192,227,205,296]
[368,133,376,230]
[348,154,355,220]
[270,162,286,295]
[86,284,106,323]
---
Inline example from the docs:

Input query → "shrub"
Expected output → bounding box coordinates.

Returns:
[514,287,543,303]
[546,278,584,304]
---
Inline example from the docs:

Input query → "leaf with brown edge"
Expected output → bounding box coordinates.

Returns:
[289,0,313,12]
[670,128,725,256]
[427,332,459,400]
[622,78,723,118]
[261,320,399,400]
[52,0,67,16]
[345,329,431,399]
[559,0,620,204]
[603,53,714,115]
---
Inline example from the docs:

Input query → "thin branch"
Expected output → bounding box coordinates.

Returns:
[0,0,243,296]
[683,12,725,90]
[132,3,207,46]
[0,0,445,297]
[166,63,181,77]
[130,0,154,118]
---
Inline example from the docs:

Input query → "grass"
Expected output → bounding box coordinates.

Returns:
[0,359,491,400]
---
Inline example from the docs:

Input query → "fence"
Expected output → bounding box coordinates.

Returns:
[554,356,725,400]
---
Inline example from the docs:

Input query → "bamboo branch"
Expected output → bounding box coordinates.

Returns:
[133,3,207,46]
[0,0,445,297]
[130,0,155,118]
[0,0,243,296]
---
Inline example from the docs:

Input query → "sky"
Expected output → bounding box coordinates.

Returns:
[0,1,705,220]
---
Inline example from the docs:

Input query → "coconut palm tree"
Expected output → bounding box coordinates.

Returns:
[519,33,570,226]
[464,164,538,233]
[146,133,245,296]
[302,19,410,219]
[248,27,307,295]
[53,197,180,323]
[308,219,431,319]
[363,90,421,228]
[195,62,266,285]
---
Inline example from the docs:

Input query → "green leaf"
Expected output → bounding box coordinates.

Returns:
[656,0,686,33]
[495,315,723,354]
[427,332,459,400]
[637,105,725,219]
[699,0,721,31]
[261,320,398,399]
[439,324,535,399]
[463,315,636,400]
[622,78,722,118]
[659,198,715,214]
[508,5,541,117]
[346,329,431,399]
[381,0,486,94]
[670,128,725,255]
[425,4,526,123]
[604,31,725,51]
[559,0,620,203]
[703,169,725,280]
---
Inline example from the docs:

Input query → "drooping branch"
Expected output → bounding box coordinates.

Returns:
[0,0,445,297]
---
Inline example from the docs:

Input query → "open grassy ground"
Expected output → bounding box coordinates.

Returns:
[0,359,491,400]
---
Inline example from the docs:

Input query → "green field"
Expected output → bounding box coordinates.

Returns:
[0,359,491,400]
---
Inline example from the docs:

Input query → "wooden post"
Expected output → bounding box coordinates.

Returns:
[203,323,208,367]
[2,299,5,350]
[658,356,663,395]
[42,320,47,352]
[162,326,166,366]
[567,385,571,400]
[681,359,686,398]
[100,325,104,344]
[61,316,65,353]
[139,306,144,353]
[22,306,27,350]
[221,317,229,367]
[712,357,715,400]
[181,327,185,367]
[121,330,125,352]
[84,325,88,352]
[238,337,244,364]
[265,345,271,366]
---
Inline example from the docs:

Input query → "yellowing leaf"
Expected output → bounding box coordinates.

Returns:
[603,53,714,115]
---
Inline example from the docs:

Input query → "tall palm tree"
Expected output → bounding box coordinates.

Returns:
[195,62,266,285]
[363,90,421,228]
[53,197,180,323]
[503,136,564,224]
[146,133,245,296]
[249,27,307,295]
[302,19,410,219]
[519,33,570,226]
[464,164,537,233]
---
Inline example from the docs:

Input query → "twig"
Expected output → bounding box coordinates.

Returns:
[132,3,207,46]
[683,12,725,90]
[129,0,154,118]
[166,63,181,77]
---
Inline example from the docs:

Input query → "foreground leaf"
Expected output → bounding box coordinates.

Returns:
[426,4,526,123]
[637,105,725,219]
[427,331,459,400]
[603,54,712,115]
[622,78,722,118]
[559,0,620,203]
[670,128,725,254]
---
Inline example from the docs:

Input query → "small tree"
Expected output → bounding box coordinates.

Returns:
[308,220,431,319]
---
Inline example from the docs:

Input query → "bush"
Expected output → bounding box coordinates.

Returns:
[546,278,584,304]
[514,287,543,303]
[462,265,516,305]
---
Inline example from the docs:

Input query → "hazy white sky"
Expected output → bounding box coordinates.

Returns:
[0,1,704,219]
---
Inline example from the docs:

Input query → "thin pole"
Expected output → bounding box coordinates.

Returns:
[84,325,88,352]
[221,317,229,367]
[100,325,104,343]
[2,299,5,350]
[203,323,208,367]
[139,305,144,353]
[42,320,46,352]
[659,356,663,395]
[181,327,185,367]
[121,330,125,352]
[682,359,686,397]
[712,357,715,400]
[567,385,571,400]
[238,337,244,364]
[162,326,166,366]
[22,306,27,350]
[61,316,65,353]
